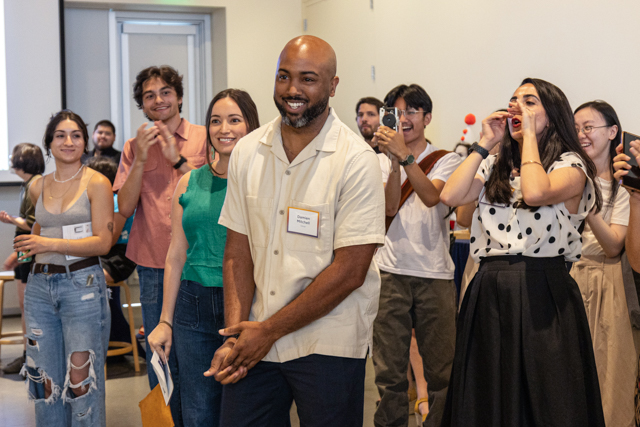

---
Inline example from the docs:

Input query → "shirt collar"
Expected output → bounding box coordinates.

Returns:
[174,118,190,141]
[259,108,341,153]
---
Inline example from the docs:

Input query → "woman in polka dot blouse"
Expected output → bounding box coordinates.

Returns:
[439,78,605,427]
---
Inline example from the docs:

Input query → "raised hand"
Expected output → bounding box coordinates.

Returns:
[134,123,159,164]
[479,111,509,151]
[155,121,181,165]
[513,99,537,139]
[0,211,16,225]
[375,125,410,160]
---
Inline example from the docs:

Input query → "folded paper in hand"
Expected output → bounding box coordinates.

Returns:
[150,351,174,406]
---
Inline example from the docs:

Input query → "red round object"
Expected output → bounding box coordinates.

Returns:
[464,114,476,125]
[460,136,465,141]
[463,129,468,134]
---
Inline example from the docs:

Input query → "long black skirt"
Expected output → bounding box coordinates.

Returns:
[442,255,605,427]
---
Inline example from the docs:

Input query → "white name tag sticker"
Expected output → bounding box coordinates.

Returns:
[287,207,319,238]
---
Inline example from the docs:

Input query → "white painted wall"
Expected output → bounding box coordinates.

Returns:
[66,0,303,127]
[303,0,640,149]
[0,0,62,312]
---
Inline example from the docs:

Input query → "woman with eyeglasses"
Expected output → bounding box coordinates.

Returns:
[13,110,114,426]
[439,78,605,426]
[571,101,636,427]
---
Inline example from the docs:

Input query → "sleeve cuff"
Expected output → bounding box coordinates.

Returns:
[334,235,386,250]
[218,216,247,235]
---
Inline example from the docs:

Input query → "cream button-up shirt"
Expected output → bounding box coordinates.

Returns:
[219,109,385,363]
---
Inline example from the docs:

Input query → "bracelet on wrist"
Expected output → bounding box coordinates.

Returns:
[158,320,173,329]
[521,160,542,167]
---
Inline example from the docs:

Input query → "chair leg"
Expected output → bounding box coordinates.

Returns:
[0,280,5,360]
[121,282,140,373]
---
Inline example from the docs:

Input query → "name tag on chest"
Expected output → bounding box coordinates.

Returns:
[287,207,319,238]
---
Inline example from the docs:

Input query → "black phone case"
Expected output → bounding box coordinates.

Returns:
[622,131,640,190]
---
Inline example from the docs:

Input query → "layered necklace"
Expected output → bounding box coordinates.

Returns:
[53,164,84,183]
[49,164,84,199]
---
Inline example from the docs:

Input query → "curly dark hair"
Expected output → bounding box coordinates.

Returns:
[132,65,184,113]
[43,110,89,156]
[485,78,602,213]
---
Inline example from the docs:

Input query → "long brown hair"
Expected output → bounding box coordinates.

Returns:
[485,78,602,213]
[205,89,260,175]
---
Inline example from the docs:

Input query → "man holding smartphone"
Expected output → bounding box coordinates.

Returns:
[373,84,461,427]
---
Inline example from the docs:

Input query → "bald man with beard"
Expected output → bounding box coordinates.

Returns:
[207,36,385,426]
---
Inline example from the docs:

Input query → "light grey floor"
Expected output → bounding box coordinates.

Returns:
[0,287,420,427]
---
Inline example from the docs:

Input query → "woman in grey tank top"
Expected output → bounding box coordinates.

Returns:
[13,110,115,427]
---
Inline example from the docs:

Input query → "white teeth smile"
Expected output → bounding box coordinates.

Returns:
[287,101,304,110]
[402,127,411,131]
[219,138,235,142]
[581,143,591,148]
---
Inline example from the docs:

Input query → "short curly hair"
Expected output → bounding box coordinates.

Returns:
[132,65,184,113]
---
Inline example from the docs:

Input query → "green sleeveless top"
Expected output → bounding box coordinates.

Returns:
[179,166,227,287]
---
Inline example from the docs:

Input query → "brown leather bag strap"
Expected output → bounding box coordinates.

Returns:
[385,150,450,233]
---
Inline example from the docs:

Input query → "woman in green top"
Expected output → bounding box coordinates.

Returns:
[148,89,259,427]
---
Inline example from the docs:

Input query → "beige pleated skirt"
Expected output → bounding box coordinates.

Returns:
[571,255,639,427]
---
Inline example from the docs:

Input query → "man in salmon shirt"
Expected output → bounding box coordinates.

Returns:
[113,65,206,427]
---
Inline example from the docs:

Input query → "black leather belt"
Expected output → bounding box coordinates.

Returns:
[32,257,100,274]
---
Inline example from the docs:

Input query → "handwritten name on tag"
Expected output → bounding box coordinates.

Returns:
[287,207,319,238]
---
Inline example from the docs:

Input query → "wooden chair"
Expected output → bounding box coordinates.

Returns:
[105,280,140,378]
[0,271,24,359]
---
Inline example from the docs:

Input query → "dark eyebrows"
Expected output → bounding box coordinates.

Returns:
[510,94,540,102]
[142,86,172,97]
[210,113,243,119]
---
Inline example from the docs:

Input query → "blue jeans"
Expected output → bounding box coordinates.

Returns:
[172,281,225,427]
[23,264,110,427]
[220,354,367,427]
[136,266,183,427]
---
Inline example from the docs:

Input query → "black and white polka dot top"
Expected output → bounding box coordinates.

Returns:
[469,152,595,263]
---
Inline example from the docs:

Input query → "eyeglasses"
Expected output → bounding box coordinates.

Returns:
[398,110,425,118]
[576,125,609,135]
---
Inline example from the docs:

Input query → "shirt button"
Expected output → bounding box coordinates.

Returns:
[167,197,171,200]
[274,250,279,255]
[270,291,275,296]
[279,210,284,215]
[168,180,171,184]
[285,170,291,176]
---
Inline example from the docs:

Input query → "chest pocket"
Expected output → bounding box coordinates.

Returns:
[246,196,273,248]
[285,201,331,253]
[140,157,158,193]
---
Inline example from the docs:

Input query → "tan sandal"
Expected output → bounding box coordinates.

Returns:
[414,397,429,425]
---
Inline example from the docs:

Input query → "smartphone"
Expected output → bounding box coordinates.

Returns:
[622,131,640,191]
[379,107,399,132]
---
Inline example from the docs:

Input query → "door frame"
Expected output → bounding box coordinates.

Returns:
[108,11,212,147]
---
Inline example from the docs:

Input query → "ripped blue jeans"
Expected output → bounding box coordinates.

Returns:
[22,264,110,426]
